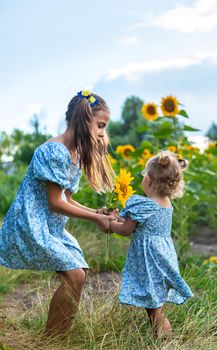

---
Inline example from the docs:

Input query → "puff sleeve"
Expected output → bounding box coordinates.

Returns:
[119,195,157,224]
[67,168,82,193]
[32,143,71,189]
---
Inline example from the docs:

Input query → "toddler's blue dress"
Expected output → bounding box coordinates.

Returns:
[119,195,193,308]
[0,142,89,271]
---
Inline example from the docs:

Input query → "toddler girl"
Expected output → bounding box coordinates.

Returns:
[110,151,193,338]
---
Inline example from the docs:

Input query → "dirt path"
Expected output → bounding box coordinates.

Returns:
[0,272,122,349]
[0,272,121,316]
[190,226,217,256]
[1,227,217,316]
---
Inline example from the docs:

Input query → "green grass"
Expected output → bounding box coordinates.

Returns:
[67,219,130,273]
[1,257,217,349]
[0,221,217,349]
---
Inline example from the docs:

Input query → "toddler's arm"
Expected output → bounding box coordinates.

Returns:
[110,217,137,236]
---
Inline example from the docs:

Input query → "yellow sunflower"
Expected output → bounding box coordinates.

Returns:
[114,168,135,207]
[183,144,200,153]
[137,149,152,167]
[107,153,117,165]
[205,142,217,154]
[116,145,123,154]
[208,142,216,148]
[209,256,217,264]
[160,95,180,117]
[116,144,135,159]
[167,145,177,153]
[141,102,158,121]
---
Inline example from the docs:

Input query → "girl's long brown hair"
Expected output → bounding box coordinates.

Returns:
[65,93,115,193]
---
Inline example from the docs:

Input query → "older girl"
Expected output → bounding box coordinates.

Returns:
[0,90,115,336]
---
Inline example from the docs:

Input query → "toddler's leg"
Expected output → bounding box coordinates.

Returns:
[145,307,172,338]
[44,268,87,337]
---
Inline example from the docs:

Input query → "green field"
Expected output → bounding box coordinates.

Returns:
[0,221,217,350]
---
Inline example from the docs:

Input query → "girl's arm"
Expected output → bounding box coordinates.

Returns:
[65,189,97,213]
[46,182,113,232]
[65,190,117,215]
[110,218,137,236]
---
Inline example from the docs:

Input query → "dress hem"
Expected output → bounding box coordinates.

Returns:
[119,294,193,309]
[0,262,89,272]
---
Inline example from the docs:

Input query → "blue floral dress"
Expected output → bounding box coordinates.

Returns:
[119,195,193,308]
[0,142,89,271]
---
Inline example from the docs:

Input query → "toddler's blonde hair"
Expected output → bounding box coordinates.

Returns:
[144,150,188,199]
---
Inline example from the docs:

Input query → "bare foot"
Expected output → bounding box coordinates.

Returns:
[154,316,172,339]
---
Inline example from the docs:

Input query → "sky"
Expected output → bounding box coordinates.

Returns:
[1,0,217,148]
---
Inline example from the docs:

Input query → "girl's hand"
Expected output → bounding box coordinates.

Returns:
[96,207,120,219]
[96,207,110,215]
[95,214,115,233]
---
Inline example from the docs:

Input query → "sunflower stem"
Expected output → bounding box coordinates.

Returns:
[173,117,179,150]
[105,235,110,267]
[104,169,135,268]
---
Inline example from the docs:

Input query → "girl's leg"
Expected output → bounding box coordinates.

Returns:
[44,268,87,337]
[145,307,172,338]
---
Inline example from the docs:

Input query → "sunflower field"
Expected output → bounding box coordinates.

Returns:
[74,95,217,256]
[0,95,217,255]
[1,96,217,349]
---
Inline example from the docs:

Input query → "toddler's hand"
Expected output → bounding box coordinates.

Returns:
[109,208,119,220]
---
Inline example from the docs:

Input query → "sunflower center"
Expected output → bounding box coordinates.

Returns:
[120,183,128,195]
[164,99,175,112]
[123,149,131,157]
[147,105,156,115]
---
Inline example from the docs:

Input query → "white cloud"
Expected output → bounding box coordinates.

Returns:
[119,35,139,46]
[188,135,210,152]
[132,0,217,33]
[106,52,217,80]
[26,102,45,116]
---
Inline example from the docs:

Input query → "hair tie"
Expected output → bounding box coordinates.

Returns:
[158,151,170,166]
[176,153,183,161]
[77,90,99,106]
[158,152,163,164]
